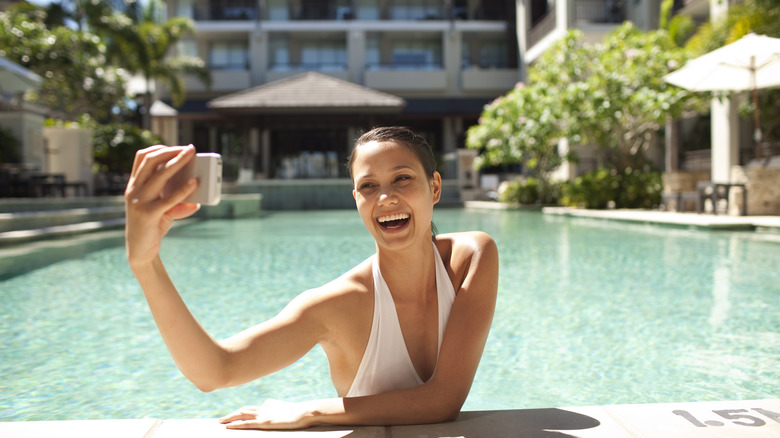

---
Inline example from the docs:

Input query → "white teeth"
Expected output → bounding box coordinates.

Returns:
[378,213,410,223]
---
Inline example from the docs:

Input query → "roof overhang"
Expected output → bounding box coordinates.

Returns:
[208,71,406,115]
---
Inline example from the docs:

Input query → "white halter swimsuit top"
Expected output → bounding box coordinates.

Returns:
[346,241,456,397]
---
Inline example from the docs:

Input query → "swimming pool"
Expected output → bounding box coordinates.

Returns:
[1,209,778,421]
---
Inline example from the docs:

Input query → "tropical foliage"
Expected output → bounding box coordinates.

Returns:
[467,23,699,207]
[0,0,209,171]
[561,168,662,210]
[0,2,128,120]
[101,0,210,128]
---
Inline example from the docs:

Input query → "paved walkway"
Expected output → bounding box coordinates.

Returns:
[2,399,778,437]
[464,202,780,231]
[540,207,780,231]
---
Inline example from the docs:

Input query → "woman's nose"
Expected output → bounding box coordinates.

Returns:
[378,188,398,205]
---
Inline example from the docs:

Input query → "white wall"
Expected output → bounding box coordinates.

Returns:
[42,127,94,195]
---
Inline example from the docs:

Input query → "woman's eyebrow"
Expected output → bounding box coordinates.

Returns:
[356,165,414,181]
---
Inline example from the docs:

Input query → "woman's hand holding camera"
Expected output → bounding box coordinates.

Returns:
[124,145,200,269]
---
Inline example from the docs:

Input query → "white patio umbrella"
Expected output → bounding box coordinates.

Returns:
[663,33,780,157]
[0,56,42,94]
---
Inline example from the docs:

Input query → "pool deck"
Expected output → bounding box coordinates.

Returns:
[540,206,780,231]
[464,201,780,232]
[2,399,778,437]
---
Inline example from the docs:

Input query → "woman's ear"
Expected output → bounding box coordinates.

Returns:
[430,171,442,204]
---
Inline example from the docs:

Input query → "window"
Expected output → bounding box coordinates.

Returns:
[178,39,198,58]
[389,0,442,20]
[365,37,380,68]
[462,36,508,69]
[176,0,193,19]
[357,0,379,19]
[391,41,441,69]
[267,0,289,20]
[269,38,290,70]
[209,41,248,70]
[301,42,347,70]
[480,40,507,68]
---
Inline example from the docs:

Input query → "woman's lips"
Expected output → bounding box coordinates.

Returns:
[377,213,410,229]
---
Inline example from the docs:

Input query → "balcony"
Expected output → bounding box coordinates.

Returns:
[259,0,509,22]
[185,69,251,92]
[266,62,348,83]
[295,3,354,20]
[387,4,447,20]
[574,0,626,24]
[462,68,519,92]
[365,64,446,91]
[193,0,257,21]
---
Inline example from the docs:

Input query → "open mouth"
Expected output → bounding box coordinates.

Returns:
[377,213,410,229]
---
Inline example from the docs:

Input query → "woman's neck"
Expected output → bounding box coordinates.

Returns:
[375,237,436,302]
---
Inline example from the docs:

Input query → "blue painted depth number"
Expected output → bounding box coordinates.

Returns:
[673,408,780,428]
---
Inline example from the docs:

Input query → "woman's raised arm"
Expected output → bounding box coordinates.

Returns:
[125,145,324,392]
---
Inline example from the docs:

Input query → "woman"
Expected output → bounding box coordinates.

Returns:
[124,126,498,429]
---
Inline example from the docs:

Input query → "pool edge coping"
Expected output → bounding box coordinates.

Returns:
[2,398,778,437]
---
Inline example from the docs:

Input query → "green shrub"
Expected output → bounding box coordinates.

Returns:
[499,177,539,204]
[499,177,562,205]
[92,123,163,174]
[561,168,662,209]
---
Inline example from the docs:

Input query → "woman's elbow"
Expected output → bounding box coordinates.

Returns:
[429,394,466,423]
[439,407,461,423]
[186,374,224,393]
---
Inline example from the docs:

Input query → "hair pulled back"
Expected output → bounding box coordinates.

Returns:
[347,126,437,181]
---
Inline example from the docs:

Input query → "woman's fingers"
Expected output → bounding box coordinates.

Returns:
[130,145,166,178]
[219,407,260,424]
[129,145,195,203]
[219,401,312,430]
[167,201,200,220]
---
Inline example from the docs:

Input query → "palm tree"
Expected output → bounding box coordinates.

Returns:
[102,0,211,129]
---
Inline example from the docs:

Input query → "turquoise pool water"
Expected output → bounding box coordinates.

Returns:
[1,209,778,421]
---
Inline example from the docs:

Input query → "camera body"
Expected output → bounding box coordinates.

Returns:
[164,152,222,205]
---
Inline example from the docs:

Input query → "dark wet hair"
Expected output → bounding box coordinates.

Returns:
[346,126,437,181]
[347,126,439,236]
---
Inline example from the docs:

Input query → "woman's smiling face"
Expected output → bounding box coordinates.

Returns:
[351,140,441,250]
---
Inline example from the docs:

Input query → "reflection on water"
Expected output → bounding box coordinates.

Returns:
[710,263,731,329]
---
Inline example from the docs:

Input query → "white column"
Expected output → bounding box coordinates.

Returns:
[348,29,366,84]
[708,0,736,183]
[664,116,679,172]
[710,97,739,183]
[552,137,575,181]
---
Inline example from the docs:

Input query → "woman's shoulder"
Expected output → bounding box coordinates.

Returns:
[436,231,497,258]
[295,256,374,313]
[435,232,498,290]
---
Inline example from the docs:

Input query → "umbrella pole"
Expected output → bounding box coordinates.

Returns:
[753,87,762,160]
[750,56,762,160]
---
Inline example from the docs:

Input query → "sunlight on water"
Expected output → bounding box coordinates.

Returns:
[1,209,778,421]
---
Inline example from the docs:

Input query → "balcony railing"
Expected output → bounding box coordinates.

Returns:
[194,0,257,20]
[575,0,626,24]
[527,10,556,49]
[366,62,443,70]
[269,62,348,71]
[296,4,354,20]
[192,0,508,22]
[388,5,447,20]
